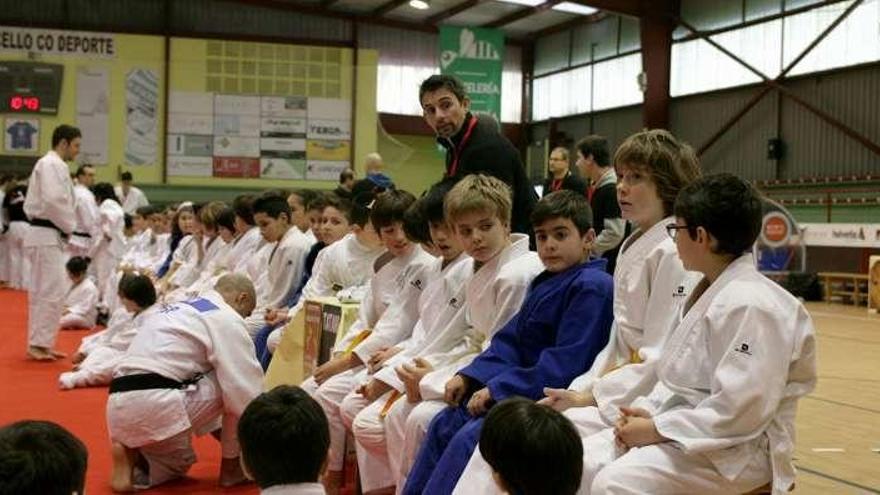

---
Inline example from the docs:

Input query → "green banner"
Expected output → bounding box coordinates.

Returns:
[439,26,504,122]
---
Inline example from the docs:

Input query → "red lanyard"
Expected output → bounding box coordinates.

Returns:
[551,179,563,192]
[447,116,479,177]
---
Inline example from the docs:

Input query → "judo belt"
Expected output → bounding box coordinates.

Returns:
[30,218,69,241]
[109,372,205,395]
[72,231,92,238]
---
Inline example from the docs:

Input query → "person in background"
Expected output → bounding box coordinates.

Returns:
[543,147,586,197]
[365,153,394,191]
[59,256,99,330]
[335,168,355,199]
[575,135,625,275]
[114,171,149,215]
[2,180,30,291]
[69,164,100,260]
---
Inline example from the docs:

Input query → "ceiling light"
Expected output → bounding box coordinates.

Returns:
[496,0,544,6]
[409,0,430,9]
[552,2,599,15]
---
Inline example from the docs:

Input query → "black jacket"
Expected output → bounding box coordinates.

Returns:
[542,172,587,198]
[439,113,537,236]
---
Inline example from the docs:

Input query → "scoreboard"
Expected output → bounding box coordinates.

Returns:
[0,61,63,115]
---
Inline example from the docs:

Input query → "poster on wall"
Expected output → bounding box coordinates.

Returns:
[169,91,214,135]
[4,118,39,153]
[213,157,260,178]
[869,255,880,314]
[261,117,306,137]
[439,26,503,121]
[125,69,159,165]
[261,137,306,159]
[76,67,109,164]
[214,136,260,157]
[0,26,116,59]
[306,140,350,161]
[306,160,348,181]
[262,96,307,118]
[167,156,212,177]
[307,119,351,140]
[167,134,212,156]
[261,158,306,180]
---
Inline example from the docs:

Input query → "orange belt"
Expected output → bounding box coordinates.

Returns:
[379,390,403,419]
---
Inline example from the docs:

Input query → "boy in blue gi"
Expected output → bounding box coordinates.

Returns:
[403,190,615,494]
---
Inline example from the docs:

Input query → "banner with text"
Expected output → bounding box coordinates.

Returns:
[439,26,503,122]
[0,26,116,58]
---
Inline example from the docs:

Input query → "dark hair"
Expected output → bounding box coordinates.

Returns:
[325,195,354,224]
[305,191,330,213]
[233,194,256,226]
[289,189,318,209]
[216,206,236,232]
[480,398,582,495]
[252,195,291,221]
[614,129,701,216]
[339,168,354,184]
[74,164,94,178]
[51,125,81,148]
[371,189,417,231]
[120,171,133,182]
[65,256,89,276]
[238,385,329,488]
[92,182,119,204]
[117,273,157,309]
[673,173,763,256]
[351,177,389,197]
[123,213,133,230]
[351,190,376,228]
[575,135,610,168]
[134,205,155,218]
[168,204,195,253]
[419,74,468,105]
[402,201,431,245]
[0,420,88,495]
[421,177,459,225]
[531,190,593,235]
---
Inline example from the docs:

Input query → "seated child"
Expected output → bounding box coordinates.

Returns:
[238,385,330,495]
[0,420,88,495]
[580,174,817,495]
[60,256,99,329]
[59,273,157,390]
[480,398,583,495]
[403,190,615,495]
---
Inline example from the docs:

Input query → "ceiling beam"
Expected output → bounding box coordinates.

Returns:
[426,0,481,25]
[530,10,607,38]
[371,0,410,17]
[568,0,641,18]
[483,0,565,28]
[320,0,340,7]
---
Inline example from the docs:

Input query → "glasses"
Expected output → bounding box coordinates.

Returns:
[666,223,690,240]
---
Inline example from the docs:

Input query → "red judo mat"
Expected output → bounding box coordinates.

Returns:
[0,288,259,494]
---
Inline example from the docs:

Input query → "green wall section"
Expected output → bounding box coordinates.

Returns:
[377,133,446,197]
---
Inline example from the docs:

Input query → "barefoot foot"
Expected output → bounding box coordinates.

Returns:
[110,442,137,492]
[219,456,249,487]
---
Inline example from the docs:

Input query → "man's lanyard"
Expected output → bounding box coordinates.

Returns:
[551,171,568,192]
[447,116,479,177]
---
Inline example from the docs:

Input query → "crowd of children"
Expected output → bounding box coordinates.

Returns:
[0,127,816,495]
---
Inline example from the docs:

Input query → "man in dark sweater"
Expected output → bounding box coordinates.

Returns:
[576,135,625,274]
[419,75,537,236]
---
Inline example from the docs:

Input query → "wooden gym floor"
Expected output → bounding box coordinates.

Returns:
[793,302,879,494]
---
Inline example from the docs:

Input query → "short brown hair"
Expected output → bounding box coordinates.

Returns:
[444,174,512,226]
[199,201,228,230]
[613,129,702,216]
[419,75,468,105]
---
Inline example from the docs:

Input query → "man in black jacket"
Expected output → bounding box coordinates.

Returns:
[419,75,537,236]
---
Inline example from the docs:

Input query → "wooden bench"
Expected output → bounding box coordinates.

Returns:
[818,272,869,305]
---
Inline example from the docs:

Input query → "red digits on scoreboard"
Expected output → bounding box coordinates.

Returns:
[8,95,40,112]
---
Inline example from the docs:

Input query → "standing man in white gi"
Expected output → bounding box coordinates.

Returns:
[23,124,80,361]
[115,171,149,215]
[69,164,100,260]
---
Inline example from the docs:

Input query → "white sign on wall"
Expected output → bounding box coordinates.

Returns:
[800,223,880,248]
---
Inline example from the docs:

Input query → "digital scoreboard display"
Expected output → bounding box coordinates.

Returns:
[0,62,63,115]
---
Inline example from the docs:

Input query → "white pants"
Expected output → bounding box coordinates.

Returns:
[384,398,446,491]
[94,250,121,308]
[349,391,400,492]
[26,244,66,348]
[579,428,771,495]
[7,222,31,290]
[60,312,93,329]
[59,346,123,389]
[304,368,362,472]
[0,232,8,283]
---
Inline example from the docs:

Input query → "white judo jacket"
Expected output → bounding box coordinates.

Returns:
[373,252,473,392]
[65,278,99,323]
[23,150,76,246]
[90,199,126,259]
[107,290,263,448]
[418,234,543,400]
[648,255,817,495]
[71,183,100,252]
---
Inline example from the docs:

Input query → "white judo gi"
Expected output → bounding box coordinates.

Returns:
[23,150,76,350]
[453,218,700,494]
[115,184,149,214]
[349,252,473,492]
[580,255,816,495]
[69,182,100,259]
[266,232,385,352]
[385,233,543,489]
[165,236,228,302]
[244,226,313,336]
[59,307,138,389]
[106,291,263,487]
[90,198,126,309]
[60,278,100,329]
[303,245,435,476]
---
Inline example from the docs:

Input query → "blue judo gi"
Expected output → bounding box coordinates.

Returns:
[402,258,614,495]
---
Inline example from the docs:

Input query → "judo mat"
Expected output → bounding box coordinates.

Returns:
[0,288,259,494]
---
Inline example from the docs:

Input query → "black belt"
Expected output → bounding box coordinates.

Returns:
[30,218,69,240]
[109,372,204,395]
[72,231,92,238]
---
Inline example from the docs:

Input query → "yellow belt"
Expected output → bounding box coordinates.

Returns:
[601,348,643,377]
[343,329,372,354]
[379,390,403,419]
